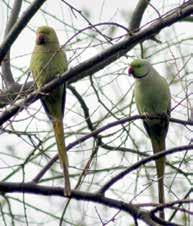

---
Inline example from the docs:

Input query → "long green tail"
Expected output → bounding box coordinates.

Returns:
[53,119,71,196]
[151,138,165,220]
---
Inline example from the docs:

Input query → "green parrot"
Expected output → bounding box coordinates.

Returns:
[129,59,171,219]
[30,26,71,196]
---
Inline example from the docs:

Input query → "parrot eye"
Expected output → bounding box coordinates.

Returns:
[135,64,142,68]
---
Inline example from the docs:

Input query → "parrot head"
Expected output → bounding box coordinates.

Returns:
[128,59,151,79]
[35,26,59,46]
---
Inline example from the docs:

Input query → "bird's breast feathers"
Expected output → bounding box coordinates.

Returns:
[30,48,67,87]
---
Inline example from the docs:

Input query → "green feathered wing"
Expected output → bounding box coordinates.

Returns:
[30,26,71,196]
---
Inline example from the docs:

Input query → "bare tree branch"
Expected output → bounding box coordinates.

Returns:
[0,181,181,226]
[0,1,192,225]
[151,199,193,226]
[0,0,47,64]
[31,114,193,183]
[169,188,193,221]
[1,0,22,88]
[179,15,193,22]
[0,0,193,125]
[129,0,150,30]
[99,144,193,194]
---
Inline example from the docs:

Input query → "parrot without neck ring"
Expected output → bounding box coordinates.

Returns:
[30,26,71,196]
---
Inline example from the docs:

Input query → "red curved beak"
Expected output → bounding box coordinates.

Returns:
[36,33,46,45]
[128,67,134,76]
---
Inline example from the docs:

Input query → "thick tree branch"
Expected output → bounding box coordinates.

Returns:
[1,0,22,87]
[0,181,179,226]
[0,1,193,125]
[129,0,150,30]
[179,15,193,22]
[31,114,193,183]
[0,0,47,64]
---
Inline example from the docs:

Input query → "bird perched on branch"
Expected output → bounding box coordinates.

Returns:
[128,59,171,219]
[30,26,71,196]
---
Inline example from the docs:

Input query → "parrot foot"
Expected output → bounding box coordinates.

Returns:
[36,88,50,98]
[142,112,169,121]
[142,112,153,120]
[39,91,50,96]
[156,113,170,122]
